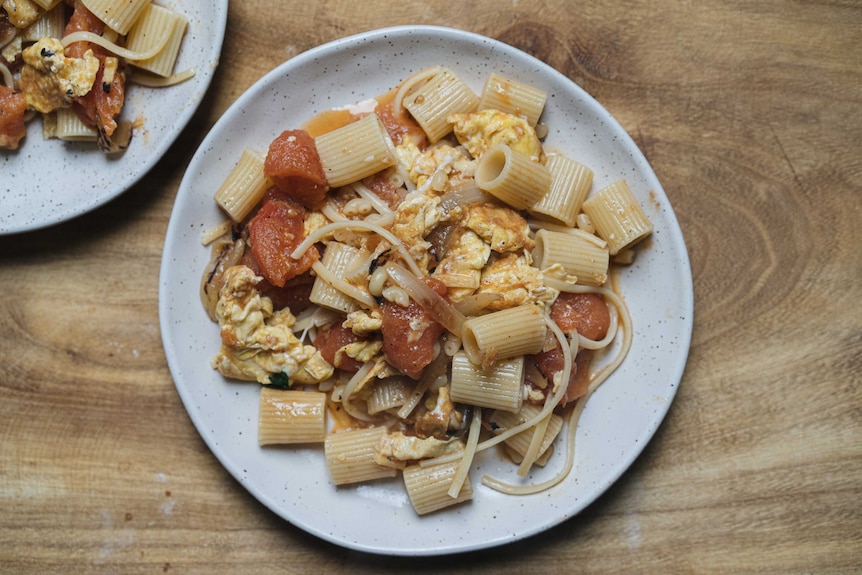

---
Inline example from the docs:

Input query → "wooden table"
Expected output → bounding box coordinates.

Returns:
[2,1,860,572]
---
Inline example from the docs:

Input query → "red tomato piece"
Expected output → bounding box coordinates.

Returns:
[247,197,319,288]
[0,86,27,150]
[528,292,612,407]
[264,129,329,210]
[380,277,447,380]
[530,344,593,407]
[239,249,314,314]
[549,292,610,341]
[314,320,365,373]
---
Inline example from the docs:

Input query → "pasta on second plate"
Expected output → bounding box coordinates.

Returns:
[200,66,653,515]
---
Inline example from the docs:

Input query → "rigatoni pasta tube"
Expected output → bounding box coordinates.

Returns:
[479,72,547,127]
[366,377,411,415]
[450,352,523,413]
[80,0,150,34]
[533,229,609,286]
[126,3,188,77]
[529,155,594,226]
[308,241,362,314]
[403,68,479,143]
[403,456,473,515]
[475,144,550,210]
[581,180,654,255]
[314,113,397,187]
[55,107,97,141]
[258,388,326,446]
[213,149,271,222]
[461,303,546,366]
[324,427,397,485]
[22,4,65,41]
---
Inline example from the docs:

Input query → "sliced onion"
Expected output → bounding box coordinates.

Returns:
[383,261,466,336]
[452,293,502,316]
[439,180,494,213]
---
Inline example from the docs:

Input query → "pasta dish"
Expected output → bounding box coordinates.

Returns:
[1,0,192,152]
[199,66,653,515]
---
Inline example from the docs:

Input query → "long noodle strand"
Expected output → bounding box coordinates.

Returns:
[447,406,482,498]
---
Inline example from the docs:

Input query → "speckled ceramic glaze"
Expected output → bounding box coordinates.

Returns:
[0,0,228,235]
[159,26,694,556]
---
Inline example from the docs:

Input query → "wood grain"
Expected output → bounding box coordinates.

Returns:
[1,1,861,573]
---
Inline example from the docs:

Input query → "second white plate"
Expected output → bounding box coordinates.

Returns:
[0,0,228,235]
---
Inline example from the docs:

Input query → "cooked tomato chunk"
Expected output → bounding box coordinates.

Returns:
[314,320,365,373]
[529,292,612,407]
[0,86,27,150]
[247,196,318,288]
[264,129,329,209]
[239,249,314,314]
[380,277,447,380]
[550,292,610,341]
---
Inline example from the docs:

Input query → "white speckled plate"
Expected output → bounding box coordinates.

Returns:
[0,0,228,235]
[159,26,693,556]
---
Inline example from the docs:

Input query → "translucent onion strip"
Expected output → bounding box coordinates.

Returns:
[339,360,379,422]
[384,261,466,336]
[0,62,13,88]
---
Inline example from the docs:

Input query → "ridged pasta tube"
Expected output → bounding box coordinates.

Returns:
[581,180,653,255]
[475,144,550,210]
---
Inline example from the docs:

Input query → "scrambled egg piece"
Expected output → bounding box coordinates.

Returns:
[390,190,446,269]
[18,38,99,113]
[303,210,328,238]
[374,431,462,468]
[408,144,475,195]
[432,229,490,302]
[477,254,550,311]
[3,0,40,28]
[341,339,383,365]
[343,309,382,336]
[449,109,545,162]
[212,265,334,385]
[394,140,422,178]
[464,203,535,253]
